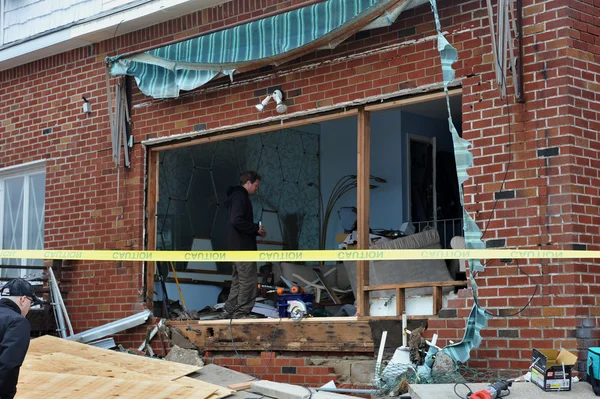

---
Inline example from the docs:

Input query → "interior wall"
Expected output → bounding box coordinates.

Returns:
[319,109,455,251]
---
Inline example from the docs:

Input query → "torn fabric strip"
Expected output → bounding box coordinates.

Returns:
[428,0,488,363]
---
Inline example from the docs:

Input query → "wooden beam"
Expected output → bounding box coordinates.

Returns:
[168,317,374,353]
[363,281,467,291]
[364,88,462,112]
[146,150,159,307]
[395,287,406,315]
[152,109,358,151]
[356,107,371,318]
[433,286,443,315]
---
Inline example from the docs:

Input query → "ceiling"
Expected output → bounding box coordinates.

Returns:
[401,94,462,123]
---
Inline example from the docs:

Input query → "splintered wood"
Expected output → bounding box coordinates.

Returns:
[17,335,233,399]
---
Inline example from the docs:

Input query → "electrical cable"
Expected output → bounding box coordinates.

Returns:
[453,381,473,398]
[480,91,513,240]
[482,260,539,317]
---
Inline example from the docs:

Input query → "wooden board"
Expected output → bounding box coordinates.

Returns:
[22,352,152,380]
[16,371,218,399]
[357,107,371,316]
[29,335,200,380]
[174,376,234,399]
[168,317,375,352]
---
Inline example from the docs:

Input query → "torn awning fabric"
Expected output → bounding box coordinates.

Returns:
[106,0,410,98]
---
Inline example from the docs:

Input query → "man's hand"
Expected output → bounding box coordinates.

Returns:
[258,225,268,238]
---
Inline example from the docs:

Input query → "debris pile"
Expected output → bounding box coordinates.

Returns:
[18,335,233,399]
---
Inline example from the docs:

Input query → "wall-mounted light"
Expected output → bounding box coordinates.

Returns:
[255,90,288,113]
[255,95,271,112]
[82,96,92,114]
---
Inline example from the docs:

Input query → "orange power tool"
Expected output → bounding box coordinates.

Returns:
[469,380,511,399]
[257,283,304,295]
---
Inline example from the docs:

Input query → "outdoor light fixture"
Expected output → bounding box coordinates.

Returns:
[255,95,271,112]
[82,95,92,114]
[255,90,287,113]
[272,90,288,113]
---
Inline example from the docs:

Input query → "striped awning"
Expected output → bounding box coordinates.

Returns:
[107,0,416,98]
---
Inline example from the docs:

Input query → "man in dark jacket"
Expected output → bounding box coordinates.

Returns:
[222,170,267,319]
[0,278,41,399]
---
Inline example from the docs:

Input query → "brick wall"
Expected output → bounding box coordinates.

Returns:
[0,0,599,371]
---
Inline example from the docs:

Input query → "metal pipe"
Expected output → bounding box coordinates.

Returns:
[49,267,74,336]
[48,268,66,338]
[516,0,525,102]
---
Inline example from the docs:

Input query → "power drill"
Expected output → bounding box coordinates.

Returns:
[469,380,512,399]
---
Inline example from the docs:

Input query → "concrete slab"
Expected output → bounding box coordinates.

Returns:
[251,380,356,399]
[409,381,597,399]
[190,364,263,399]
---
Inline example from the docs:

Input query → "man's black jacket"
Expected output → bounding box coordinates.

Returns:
[225,186,259,250]
[0,298,30,399]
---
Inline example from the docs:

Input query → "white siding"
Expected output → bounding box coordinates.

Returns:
[3,0,141,44]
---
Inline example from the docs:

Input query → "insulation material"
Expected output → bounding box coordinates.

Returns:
[427,0,488,363]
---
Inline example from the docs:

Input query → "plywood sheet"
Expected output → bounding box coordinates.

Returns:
[22,352,151,380]
[29,335,199,379]
[174,376,234,399]
[16,371,218,399]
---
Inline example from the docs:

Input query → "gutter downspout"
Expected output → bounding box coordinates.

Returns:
[516,0,525,103]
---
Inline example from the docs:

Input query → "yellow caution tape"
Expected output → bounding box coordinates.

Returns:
[0,249,597,262]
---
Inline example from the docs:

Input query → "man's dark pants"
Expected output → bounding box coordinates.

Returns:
[224,262,257,317]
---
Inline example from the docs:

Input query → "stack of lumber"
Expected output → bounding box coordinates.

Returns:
[17,335,234,399]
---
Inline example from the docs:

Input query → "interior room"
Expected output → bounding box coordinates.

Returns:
[152,93,464,318]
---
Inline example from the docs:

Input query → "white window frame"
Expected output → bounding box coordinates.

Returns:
[0,160,46,277]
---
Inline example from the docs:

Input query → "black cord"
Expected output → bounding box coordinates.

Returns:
[483,260,539,317]
[498,388,511,398]
[453,382,472,398]
[481,93,513,239]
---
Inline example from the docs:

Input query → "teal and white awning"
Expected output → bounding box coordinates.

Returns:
[107,0,419,98]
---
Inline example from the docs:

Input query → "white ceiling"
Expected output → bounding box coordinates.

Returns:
[401,94,462,122]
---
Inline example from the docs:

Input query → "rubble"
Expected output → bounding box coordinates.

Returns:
[165,345,205,367]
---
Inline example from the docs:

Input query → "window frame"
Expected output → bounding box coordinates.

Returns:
[0,160,46,277]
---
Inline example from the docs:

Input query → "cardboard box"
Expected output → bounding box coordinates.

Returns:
[530,348,577,391]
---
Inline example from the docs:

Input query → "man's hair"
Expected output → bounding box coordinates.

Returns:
[240,170,262,185]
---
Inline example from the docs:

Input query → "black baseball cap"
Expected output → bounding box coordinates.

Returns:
[0,278,42,305]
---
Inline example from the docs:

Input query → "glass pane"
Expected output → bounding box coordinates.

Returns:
[2,176,24,277]
[27,173,45,269]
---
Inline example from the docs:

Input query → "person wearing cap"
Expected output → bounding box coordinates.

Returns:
[0,278,41,399]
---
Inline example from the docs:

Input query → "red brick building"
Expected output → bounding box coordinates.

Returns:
[0,0,598,385]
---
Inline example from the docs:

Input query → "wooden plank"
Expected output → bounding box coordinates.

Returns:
[433,285,443,315]
[364,88,462,112]
[22,352,152,380]
[28,335,200,380]
[168,317,374,353]
[356,107,371,317]
[177,317,364,325]
[173,377,234,399]
[363,280,468,291]
[227,381,254,391]
[155,109,359,151]
[16,371,217,399]
[146,149,159,307]
[395,287,406,315]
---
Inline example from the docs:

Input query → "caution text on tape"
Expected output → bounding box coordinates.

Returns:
[0,249,597,262]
